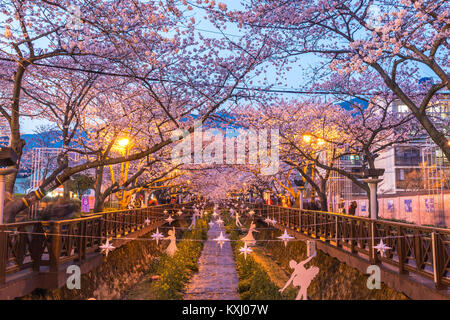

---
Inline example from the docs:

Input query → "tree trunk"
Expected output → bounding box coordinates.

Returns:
[94,165,104,213]
[6,64,28,194]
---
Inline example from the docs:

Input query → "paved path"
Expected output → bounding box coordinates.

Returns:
[184,223,240,300]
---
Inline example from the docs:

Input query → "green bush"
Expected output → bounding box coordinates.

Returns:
[153,219,208,299]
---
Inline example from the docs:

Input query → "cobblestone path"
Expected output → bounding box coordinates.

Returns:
[184,223,240,300]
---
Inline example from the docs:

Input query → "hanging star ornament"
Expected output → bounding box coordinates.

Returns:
[163,209,168,215]
[99,239,115,257]
[277,229,295,247]
[165,216,175,225]
[208,221,215,228]
[212,211,219,218]
[215,217,224,226]
[270,218,277,226]
[248,210,255,217]
[144,218,151,225]
[264,218,273,226]
[214,232,229,249]
[239,242,253,260]
[374,239,392,258]
[151,228,164,245]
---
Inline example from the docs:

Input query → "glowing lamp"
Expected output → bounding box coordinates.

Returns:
[118,138,130,147]
[302,134,312,144]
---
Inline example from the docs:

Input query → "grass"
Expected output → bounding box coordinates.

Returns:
[125,218,208,300]
[223,214,296,300]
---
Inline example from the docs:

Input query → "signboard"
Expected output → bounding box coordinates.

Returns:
[404,199,412,213]
[361,201,367,212]
[307,240,317,258]
[387,200,394,212]
[425,198,434,213]
[81,195,90,213]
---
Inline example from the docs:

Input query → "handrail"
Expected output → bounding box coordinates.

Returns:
[0,202,194,290]
[248,202,450,290]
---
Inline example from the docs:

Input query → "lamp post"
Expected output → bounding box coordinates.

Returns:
[361,168,385,220]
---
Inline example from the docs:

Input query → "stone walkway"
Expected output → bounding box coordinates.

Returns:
[184,223,240,300]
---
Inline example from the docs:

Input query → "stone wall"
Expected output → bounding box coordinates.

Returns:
[20,232,163,300]
[258,223,409,300]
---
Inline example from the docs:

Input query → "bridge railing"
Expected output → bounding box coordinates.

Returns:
[248,203,449,290]
[0,203,191,285]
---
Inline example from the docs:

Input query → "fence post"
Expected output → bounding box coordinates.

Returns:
[397,226,407,274]
[350,219,356,253]
[431,232,443,289]
[314,212,317,238]
[50,222,61,272]
[298,209,302,232]
[0,226,6,285]
[335,216,340,248]
[369,221,379,264]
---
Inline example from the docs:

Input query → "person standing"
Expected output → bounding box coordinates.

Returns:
[348,201,357,215]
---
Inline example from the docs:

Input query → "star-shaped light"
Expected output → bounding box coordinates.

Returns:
[163,210,168,215]
[277,229,295,247]
[264,218,273,226]
[214,232,229,249]
[374,239,392,258]
[151,228,164,245]
[215,217,224,226]
[208,221,215,228]
[248,210,255,217]
[99,239,115,257]
[212,211,219,218]
[165,216,175,225]
[177,210,183,216]
[144,218,151,225]
[239,242,253,260]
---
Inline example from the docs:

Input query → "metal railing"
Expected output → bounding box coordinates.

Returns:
[0,203,191,286]
[248,203,450,289]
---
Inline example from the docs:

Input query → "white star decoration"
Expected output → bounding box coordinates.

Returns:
[264,218,277,226]
[239,242,253,260]
[144,218,151,225]
[165,216,175,225]
[177,210,183,216]
[99,239,115,257]
[212,211,219,218]
[208,221,215,228]
[163,210,168,215]
[215,217,224,226]
[248,210,255,217]
[374,239,392,258]
[151,228,164,245]
[277,229,295,247]
[214,232,229,249]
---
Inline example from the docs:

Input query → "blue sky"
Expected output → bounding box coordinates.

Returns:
[12,1,440,133]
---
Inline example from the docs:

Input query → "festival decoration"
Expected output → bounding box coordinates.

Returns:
[213,232,229,249]
[164,227,177,257]
[280,254,319,300]
[241,221,259,246]
[151,228,164,245]
[277,229,295,247]
[99,239,115,257]
[239,242,253,260]
[165,216,175,225]
[374,239,392,258]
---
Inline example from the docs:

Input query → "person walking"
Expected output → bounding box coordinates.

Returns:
[348,201,357,215]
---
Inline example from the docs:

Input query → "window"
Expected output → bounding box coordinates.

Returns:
[394,146,421,166]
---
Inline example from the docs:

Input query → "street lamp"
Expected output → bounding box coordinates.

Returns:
[118,138,130,148]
